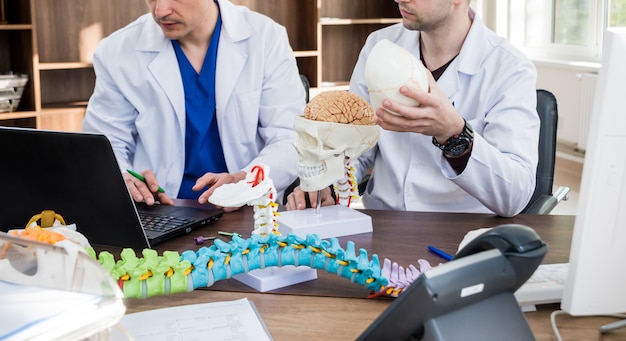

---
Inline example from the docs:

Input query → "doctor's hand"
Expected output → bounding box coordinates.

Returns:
[375,71,465,143]
[285,186,335,211]
[196,171,247,212]
[124,170,174,206]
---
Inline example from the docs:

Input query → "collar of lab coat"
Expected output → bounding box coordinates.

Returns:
[134,0,250,126]
[422,8,507,103]
[455,9,507,79]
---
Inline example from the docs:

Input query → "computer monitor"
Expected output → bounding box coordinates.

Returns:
[560,27,626,316]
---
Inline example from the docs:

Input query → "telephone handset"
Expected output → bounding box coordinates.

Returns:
[454,223,548,291]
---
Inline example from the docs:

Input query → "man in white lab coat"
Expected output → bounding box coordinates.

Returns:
[83,0,305,211]
[286,0,539,217]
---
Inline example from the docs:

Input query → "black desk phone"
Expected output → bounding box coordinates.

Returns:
[359,224,548,341]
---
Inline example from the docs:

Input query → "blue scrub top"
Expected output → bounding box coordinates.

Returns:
[173,12,227,200]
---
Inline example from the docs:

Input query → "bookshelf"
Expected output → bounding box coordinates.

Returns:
[0,0,145,131]
[0,0,36,127]
[0,0,400,131]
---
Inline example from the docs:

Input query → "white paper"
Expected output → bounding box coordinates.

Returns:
[118,298,272,341]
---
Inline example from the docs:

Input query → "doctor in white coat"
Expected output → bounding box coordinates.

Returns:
[286,0,539,217]
[83,0,305,210]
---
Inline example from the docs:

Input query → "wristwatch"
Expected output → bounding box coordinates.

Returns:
[432,119,474,158]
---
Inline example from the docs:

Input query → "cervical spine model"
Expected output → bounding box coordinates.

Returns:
[208,164,279,236]
[294,91,380,207]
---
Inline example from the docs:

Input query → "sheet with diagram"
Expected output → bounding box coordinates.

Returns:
[117,298,272,340]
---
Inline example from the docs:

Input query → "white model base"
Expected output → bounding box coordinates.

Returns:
[233,266,318,292]
[276,205,373,239]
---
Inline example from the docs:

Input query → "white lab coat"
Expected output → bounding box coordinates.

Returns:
[350,11,539,217]
[83,0,305,200]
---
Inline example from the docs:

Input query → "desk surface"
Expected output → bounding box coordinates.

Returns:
[118,206,625,340]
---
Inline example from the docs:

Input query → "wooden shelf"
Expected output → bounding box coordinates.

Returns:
[0,24,33,30]
[293,50,320,58]
[40,105,85,132]
[0,110,37,120]
[41,101,88,110]
[38,62,93,70]
[320,18,402,25]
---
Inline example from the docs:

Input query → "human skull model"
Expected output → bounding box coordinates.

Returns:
[294,91,380,192]
[365,39,429,115]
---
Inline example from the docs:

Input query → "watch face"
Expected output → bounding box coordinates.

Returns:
[446,138,471,157]
[432,119,474,157]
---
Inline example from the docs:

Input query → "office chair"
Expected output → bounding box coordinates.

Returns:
[521,89,570,214]
[357,89,570,215]
[300,74,310,104]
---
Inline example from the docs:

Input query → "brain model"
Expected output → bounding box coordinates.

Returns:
[304,91,376,125]
[294,90,379,192]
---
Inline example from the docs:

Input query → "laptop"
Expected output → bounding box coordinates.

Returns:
[0,127,222,249]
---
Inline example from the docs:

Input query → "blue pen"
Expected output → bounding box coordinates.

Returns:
[427,245,454,261]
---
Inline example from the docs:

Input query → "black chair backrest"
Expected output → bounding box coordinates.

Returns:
[300,74,310,103]
[523,89,558,212]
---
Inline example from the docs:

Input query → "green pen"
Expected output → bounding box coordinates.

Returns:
[127,169,165,193]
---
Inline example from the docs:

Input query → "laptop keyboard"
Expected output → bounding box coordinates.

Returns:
[139,213,194,233]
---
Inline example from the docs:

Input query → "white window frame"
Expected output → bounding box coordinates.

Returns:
[476,0,607,63]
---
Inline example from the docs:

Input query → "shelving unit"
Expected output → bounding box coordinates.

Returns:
[0,0,145,131]
[34,0,146,131]
[319,0,401,88]
[1,0,400,131]
[0,0,37,128]
[231,0,321,89]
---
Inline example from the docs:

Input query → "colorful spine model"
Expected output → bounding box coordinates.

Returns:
[92,233,391,299]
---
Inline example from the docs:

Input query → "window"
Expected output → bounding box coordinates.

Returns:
[609,0,626,26]
[481,0,626,62]
[553,0,590,46]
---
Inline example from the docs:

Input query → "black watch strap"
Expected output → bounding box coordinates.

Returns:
[432,119,474,158]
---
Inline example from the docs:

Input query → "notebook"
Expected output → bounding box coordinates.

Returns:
[0,127,222,249]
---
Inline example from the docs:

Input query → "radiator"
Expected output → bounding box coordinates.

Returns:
[577,72,598,151]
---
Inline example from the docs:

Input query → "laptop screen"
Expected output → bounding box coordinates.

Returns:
[1,127,174,249]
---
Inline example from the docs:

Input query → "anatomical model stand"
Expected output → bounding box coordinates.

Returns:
[278,91,380,239]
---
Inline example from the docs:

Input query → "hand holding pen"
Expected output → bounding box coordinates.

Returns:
[125,169,174,206]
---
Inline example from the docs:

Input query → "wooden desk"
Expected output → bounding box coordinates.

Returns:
[119,207,625,340]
